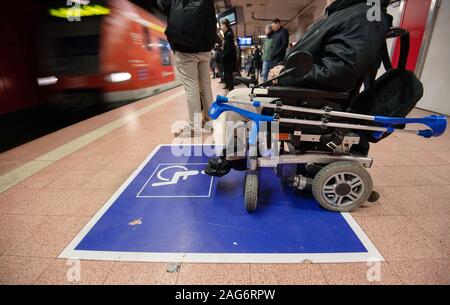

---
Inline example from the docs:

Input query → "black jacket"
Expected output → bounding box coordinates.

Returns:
[222,29,237,73]
[158,0,217,53]
[279,0,390,92]
[271,27,289,65]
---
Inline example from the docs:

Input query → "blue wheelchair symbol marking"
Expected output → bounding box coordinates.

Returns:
[137,163,214,198]
[59,145,383,264]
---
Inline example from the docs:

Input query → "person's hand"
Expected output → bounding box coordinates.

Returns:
[268,65,284,84]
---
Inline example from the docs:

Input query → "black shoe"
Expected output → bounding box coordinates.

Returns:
[209,157,247,171]
[204,158,231,177]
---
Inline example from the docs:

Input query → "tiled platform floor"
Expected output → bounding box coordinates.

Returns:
[0,81,449,285]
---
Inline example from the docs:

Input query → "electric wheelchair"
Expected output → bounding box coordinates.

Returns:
[208,28,447,213]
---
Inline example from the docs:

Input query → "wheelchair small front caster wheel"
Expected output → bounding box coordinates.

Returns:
[367,191,380,203]
[244,172,259,212]
[312,161,373,212]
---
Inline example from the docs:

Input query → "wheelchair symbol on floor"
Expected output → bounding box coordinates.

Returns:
[151,165,206,187]
[137,163,214,198]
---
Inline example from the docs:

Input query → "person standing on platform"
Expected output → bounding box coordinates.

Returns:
[270,18,289,66]
[220,18,237,91]
[158,0,217,137]
[253,46,263,81]
[261,24,274,82]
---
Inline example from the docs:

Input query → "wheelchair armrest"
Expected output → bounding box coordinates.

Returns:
[234,76,257,87]
[263,86,350,100]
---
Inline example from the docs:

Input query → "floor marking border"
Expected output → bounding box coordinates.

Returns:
[59,144,385,264]
[0,90,184,194]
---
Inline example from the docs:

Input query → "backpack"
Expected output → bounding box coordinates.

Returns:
[351,28,424,143]
[165,0,210,49]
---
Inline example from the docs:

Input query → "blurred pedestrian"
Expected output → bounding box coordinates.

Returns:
[158,0,217,137]
[220,18,237,91]
[261,24,274,82]
[271,18,289,66]
[253,46,262,81]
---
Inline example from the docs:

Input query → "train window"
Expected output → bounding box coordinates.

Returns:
[55,35,99,57]
[159,39,171,66]
[143,27,151,50]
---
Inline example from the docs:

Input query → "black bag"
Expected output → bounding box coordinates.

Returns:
[353,69,423,118]
[352,29,424,143]
[165,0,210,49]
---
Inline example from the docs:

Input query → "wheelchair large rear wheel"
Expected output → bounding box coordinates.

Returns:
[312,161,373,212]
[244,172,259,212]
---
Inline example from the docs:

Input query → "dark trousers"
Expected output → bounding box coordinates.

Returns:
[224,71,234,91]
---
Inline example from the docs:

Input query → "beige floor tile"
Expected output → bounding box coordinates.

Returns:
[177,263,251,285]
[389,259,450,284]
[8,188,79,216]
[46,189,113,217]
[0,255,52,284]
[36,259,114,285]
[250,264,326,285]
[104,262,177,285]
[14,169,65,189]
[0,215,45,255]
[382,186,450,216]
[47,170,98,189]
[410,214,450,255]
[5,216,89,258]
[430,151,450,163]
[82,170,131,189]
[394,166,447,186]
[320,262,401,285]
[351,187,402,217]
[428,164,450,181]
[0,187,35,214]
[354,215,448,261]
[397,151,448,166]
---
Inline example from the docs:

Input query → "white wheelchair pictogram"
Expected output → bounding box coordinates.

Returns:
[151,165,206,187]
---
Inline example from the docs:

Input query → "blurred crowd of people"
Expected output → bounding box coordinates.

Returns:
[209,18,290,89]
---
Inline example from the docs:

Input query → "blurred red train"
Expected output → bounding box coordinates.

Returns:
[0,0,179,114]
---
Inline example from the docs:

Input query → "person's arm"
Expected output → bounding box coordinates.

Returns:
[279,12,388,91]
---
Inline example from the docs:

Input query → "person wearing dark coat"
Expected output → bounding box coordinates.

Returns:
[220,18,237,91]
[273,0,391,92]
[270,19,289,66]
[206,0,391,176]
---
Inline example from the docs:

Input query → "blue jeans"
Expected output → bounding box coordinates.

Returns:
[261,60,274,82]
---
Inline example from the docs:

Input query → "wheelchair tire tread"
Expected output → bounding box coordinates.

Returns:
[244,173,258,212]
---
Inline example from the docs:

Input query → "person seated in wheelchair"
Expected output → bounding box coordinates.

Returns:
[207,0,392,176]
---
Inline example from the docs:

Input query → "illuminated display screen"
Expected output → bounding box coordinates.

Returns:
[238,36,252,46]
[217,7,238,26]
[49,4,110,19]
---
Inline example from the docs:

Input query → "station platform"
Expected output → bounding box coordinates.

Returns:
[0,80,449,285]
